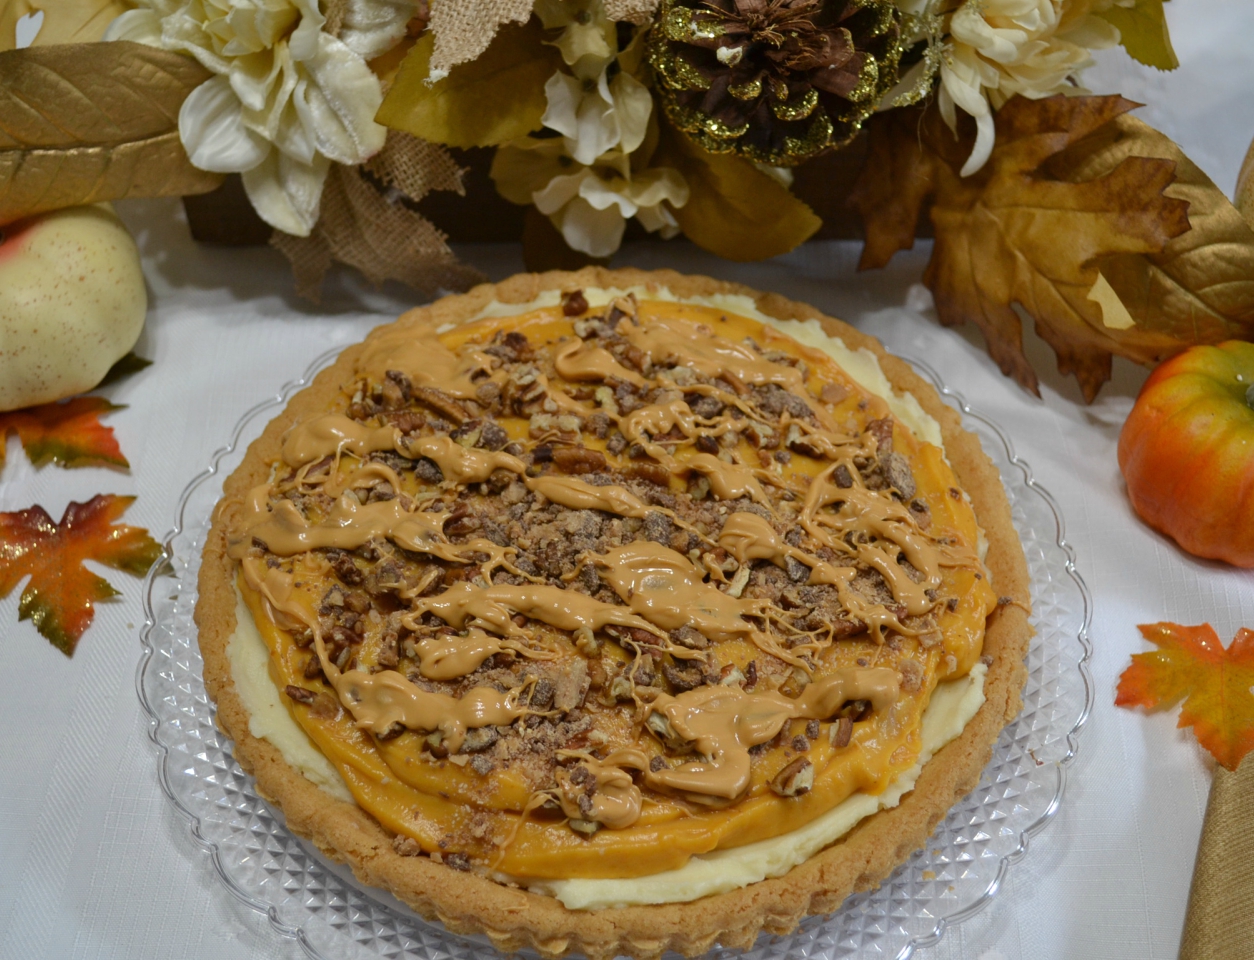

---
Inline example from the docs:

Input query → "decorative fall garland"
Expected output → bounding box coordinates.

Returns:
[1,0,1253,400]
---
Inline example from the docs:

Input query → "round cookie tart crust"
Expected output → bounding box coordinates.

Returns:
[195,267,1032,960]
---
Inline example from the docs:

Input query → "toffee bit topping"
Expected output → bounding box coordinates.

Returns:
[227,297,992,869]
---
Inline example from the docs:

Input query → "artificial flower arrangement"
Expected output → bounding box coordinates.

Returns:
[2,0,1253,401]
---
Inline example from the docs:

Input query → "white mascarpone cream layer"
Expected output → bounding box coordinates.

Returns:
[225,287,986,905]
[228,588,354,803]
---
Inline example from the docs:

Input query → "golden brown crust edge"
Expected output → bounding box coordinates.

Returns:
[195,267,1032,960]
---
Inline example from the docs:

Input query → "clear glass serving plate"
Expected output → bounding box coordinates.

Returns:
[138,348,1093,960]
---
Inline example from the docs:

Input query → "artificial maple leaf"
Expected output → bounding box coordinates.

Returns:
[0,495,161,655]
[849,95,1191,401]
[0,396,128,470]
[1116,622,1254,772]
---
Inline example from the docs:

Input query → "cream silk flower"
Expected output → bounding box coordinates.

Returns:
[493,0,687,257]
[107,0,390,236]
[938,0,1118,175]
[492,139,688,258]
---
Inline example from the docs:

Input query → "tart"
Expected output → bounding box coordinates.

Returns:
[195,267,1031,959]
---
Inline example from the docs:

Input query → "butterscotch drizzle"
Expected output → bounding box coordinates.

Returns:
[282,415,399,468]
[525,475,651,518]
[554,339,645,387]
[619,314,806,394]
[595,541,810,666]
[717,511,912,639]
[685,453,770,504]
[801,464,942,618]
[551,666,899,815]
[414,628,551,681]
[554,752,645,831]
[281,415,526,486]
[228,483,526,581]
[638,667,899,800]
[334,668,527,749]
[404,435,525,484]
[236,559,524,751]
[357,325,501,399]
[406,581,668,641]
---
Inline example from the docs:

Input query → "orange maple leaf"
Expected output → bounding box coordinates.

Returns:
[0,495,161,656]
[0,396,128,469]
[1116,622,1254,771]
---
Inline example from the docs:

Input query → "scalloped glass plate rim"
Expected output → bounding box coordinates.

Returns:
[137,345,1094,960]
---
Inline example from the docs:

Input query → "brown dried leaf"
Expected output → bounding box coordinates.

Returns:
[850,96,1191,400]
[1045,114,1254,355]
[0,41,221,224]
[0,0,131,51]
[271,164,484,302]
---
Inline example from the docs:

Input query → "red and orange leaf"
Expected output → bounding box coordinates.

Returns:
[0,495,161,656]
[1116,621,1254,771]
[0,396,128,469]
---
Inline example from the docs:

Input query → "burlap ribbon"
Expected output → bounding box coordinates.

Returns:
[1178,755,1254,960]
[270,131,485,302]
[427,0,660,76]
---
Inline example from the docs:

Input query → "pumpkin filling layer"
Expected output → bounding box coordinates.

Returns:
[223,294,997,884]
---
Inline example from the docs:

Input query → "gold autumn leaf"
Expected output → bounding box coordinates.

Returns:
[0,0,132,52]
[1093,0,1178,71]
[850,96,1190,400]
[0,41,221,224]
[1045,114,1254,353]
[377,20,558,149]
[654,122,821,261]
[1237,134,1254,223]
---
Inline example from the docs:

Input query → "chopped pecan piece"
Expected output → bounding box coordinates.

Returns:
[770,757,814,797]
[829,716,853,749]
[562,289,589,316]
[283,684,316,704]
[553,445,608,474]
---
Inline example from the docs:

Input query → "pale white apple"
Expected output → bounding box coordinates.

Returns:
[0,204,147,412]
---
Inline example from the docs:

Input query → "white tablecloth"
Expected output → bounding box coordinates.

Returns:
[2,5,1253,958]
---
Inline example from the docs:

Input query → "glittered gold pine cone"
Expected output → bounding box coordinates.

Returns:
[648,0,905,166]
